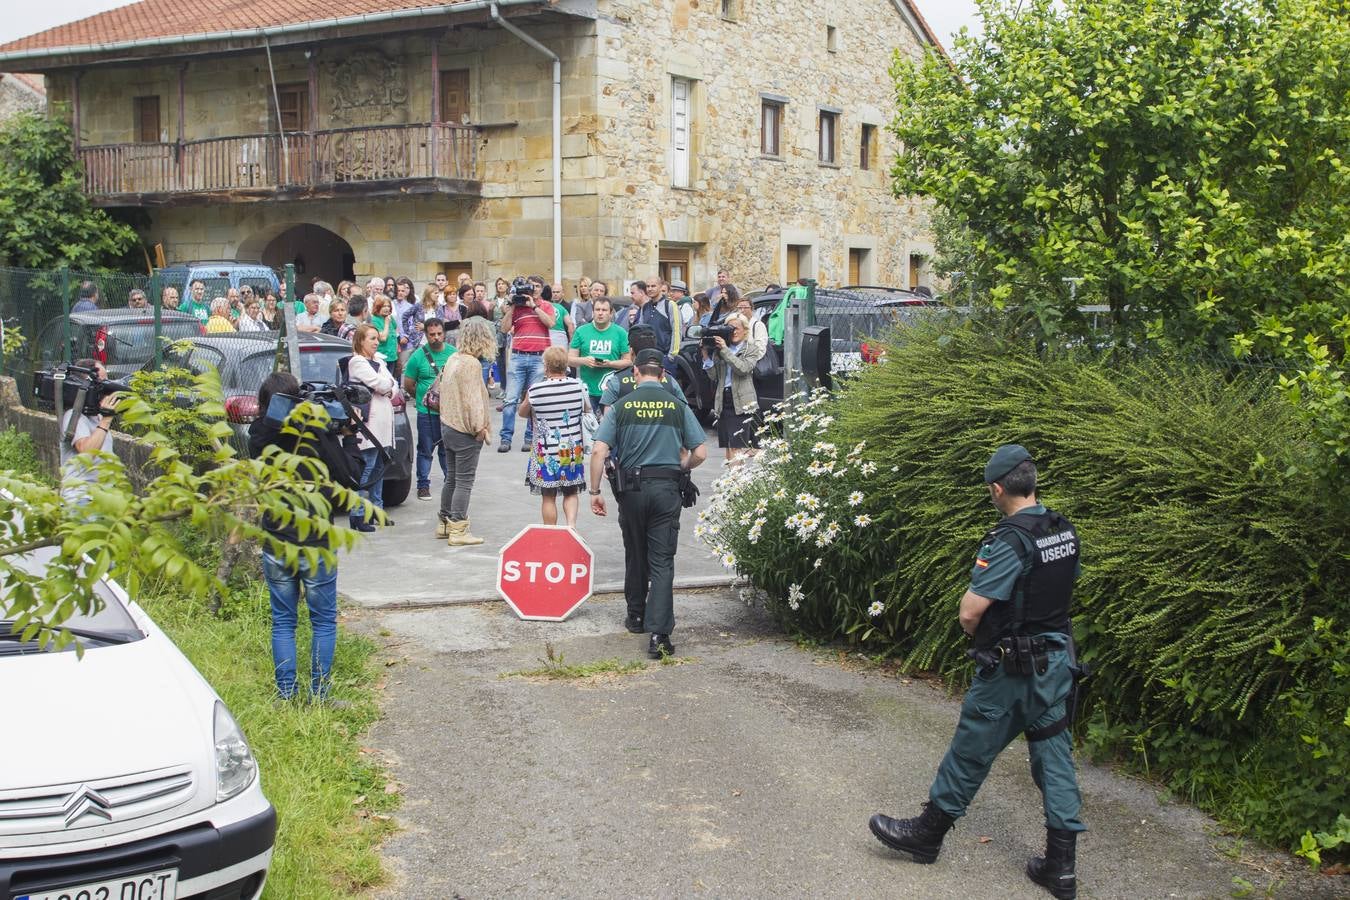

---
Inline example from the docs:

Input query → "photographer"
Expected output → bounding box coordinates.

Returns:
[706,314,763,462]
[497,276,557,453]
[246,371,344,705]
[58,358,119,504]
[348,324,397,532]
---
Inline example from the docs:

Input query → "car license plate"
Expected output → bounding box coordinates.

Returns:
[17,868,177,900]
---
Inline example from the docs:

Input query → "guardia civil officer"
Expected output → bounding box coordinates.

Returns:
[589,349,707,658]
[869,445,1086,900]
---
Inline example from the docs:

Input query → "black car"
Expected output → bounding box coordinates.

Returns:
[157,333,416,507]
[33,309,205,379]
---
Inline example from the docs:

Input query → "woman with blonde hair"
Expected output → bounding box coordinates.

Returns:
[348,323,397,532]
[436,317,495,546]
[403,284,449,353]
[518,346,587,527]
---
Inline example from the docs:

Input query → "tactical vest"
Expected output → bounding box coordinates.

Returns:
[973,508,1078,650]
[611,369,677,402]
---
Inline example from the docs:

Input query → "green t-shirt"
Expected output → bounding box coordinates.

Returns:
[593,381,706,469]
[180,300,209,324]
[569,322,630,396]
[549,301,570,333]
[371,315,400,363]
[402,342,456,414]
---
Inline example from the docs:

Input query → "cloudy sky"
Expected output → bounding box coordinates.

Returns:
[0,1,982,51]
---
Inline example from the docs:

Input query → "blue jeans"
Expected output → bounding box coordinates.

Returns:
[499,350,544,444]
[480,358,493,385]
[351,446,387,521]
[415,411,447,490]
[262,551,338,699]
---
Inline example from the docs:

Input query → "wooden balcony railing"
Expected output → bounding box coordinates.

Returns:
[79,123,480,199]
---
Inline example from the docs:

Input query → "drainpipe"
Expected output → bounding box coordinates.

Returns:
[490,2,561,282]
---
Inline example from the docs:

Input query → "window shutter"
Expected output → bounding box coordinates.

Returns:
[670,78,691,188]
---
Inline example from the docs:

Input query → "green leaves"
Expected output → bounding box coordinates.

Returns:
[0,112,136,270]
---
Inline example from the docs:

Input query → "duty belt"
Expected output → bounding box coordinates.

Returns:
[629,467,683,479]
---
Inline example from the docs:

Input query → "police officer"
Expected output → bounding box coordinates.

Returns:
[589,348,707,658]
[869,445,1085,900]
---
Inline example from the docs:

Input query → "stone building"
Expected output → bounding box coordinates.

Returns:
[0,0,940,294]
[0,73,45,120]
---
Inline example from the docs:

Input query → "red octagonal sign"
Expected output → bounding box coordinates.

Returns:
[497,525,595,621]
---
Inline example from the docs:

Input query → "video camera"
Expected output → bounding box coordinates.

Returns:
[33,364,131,417]
[264,381,372,435]
[686,323,735,351]
[510,276,536,306]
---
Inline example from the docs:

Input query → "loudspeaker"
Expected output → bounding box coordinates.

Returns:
[801,325,832,391]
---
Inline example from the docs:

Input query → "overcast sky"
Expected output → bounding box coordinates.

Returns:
[1,1,981,52]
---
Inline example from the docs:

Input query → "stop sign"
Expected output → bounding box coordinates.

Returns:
[497,525,595,621]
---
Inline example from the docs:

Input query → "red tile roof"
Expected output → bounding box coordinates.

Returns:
[0,0,491,57]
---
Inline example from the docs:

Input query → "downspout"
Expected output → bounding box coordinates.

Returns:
[490,2,561,281]
[262,35,288,183]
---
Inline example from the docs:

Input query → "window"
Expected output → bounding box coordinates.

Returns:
[440,69,471,124]
[721,0,739,21]
[670,77,692,188]
[133,95,160,143]
[275,83,309,133]
[761,99,783,157]
[848,248,870,285]
[658,245,691,287]
[860,123,876,170]
[827,25,839,53]
[909,253,926,289]
[785,244,812,284]
[818,109,838,165]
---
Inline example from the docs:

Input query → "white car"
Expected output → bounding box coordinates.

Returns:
[0,547,275,900]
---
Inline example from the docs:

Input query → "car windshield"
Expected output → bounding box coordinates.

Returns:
[0,547,143,653]
[297,348,346,385]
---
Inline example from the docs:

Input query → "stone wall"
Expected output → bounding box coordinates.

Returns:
[0,74,45,121]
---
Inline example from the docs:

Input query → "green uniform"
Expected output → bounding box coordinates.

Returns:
[593,381,705,634]
[570,322,629,397]
[598,368,686,408]
[927,503,1086,833]
[402,342,456,414]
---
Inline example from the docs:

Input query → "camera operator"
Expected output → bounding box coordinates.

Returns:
[246,371,345,705]
[705,314,763,462]
[59,359,119,503]
[497,276,557,453]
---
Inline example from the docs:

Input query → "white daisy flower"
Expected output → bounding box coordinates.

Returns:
[868,601,885,617]
[721,552,737,568]
[854,514,872,528]
[848,491,865,506]
[814,558,824,569]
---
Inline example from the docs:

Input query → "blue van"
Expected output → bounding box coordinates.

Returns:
[156,261,281,322]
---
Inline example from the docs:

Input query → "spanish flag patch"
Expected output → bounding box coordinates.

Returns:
[975,558,990,569]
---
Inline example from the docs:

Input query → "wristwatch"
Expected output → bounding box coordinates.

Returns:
[588,489,602,496]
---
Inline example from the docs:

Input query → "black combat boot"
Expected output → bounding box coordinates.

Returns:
[1026,828,1078,899]
[868,802,956,863]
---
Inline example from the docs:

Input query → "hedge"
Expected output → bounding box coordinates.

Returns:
[700,323,1348,853]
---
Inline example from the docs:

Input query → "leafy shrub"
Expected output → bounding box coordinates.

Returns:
[0,427,47,483]
[702,324,1349,854]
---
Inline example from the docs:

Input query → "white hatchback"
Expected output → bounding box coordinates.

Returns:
[0,548,275,900]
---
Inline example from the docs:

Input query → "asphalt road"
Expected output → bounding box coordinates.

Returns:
[352,591,1339,900]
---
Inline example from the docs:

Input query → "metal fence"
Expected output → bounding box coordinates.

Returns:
[0,264,306,414]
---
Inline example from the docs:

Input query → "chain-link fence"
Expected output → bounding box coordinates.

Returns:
[0,263,308,415]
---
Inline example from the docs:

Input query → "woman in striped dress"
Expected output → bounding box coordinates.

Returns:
[518,346,587,528]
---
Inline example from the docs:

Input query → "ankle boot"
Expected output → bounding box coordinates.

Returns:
[435,518,449,539]
[868,802,956,863]
[446,519,484,546]
[1026,828,1078,899]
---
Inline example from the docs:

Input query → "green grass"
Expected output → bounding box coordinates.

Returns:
[506,656,650,680]
[137,582,396,898]
[0,427,50,483]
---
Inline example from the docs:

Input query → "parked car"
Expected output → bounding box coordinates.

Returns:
[156,261,280,307]
[157,333,415,507]
[32,309,205,379]
[0,544,275,900]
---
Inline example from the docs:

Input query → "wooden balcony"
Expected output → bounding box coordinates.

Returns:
[79,122,481,206]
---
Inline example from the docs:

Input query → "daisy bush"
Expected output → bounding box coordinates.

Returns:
[697,389,894,644]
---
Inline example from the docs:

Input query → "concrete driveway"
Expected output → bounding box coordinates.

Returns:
[338,407,731,608]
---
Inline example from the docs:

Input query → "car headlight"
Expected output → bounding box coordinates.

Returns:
[214,701,258,801]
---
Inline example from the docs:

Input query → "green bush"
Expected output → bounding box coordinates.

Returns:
[0,427,49,483]
[702,324,1348,854]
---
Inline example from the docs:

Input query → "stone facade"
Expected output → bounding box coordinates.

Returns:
[43,2,934,294]
[0,73,45,120]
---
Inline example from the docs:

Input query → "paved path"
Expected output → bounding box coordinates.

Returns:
[352,590,1338,900]
[338,407,731,607]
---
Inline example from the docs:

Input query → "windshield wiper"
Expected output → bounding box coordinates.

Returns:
[0,620,137,646]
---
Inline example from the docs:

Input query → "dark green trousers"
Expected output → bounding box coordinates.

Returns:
[617,479,682,634]
[928,641,1086,832]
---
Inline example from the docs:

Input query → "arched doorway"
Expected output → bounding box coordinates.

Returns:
[259,224,355,295]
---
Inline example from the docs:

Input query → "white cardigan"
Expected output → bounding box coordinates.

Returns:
[348,354,396,450]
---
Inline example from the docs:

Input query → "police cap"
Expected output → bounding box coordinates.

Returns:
[634,348,665,368]
[984,444,1033,484]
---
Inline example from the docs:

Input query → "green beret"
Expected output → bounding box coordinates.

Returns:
[984,444,1033,484]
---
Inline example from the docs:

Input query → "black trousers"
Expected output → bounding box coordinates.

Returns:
[617,479,682,634]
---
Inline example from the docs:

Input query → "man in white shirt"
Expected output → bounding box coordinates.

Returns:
[295,293,324,333]
[59,359,119,504]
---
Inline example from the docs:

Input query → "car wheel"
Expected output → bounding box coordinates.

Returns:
[382,477,411,508]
